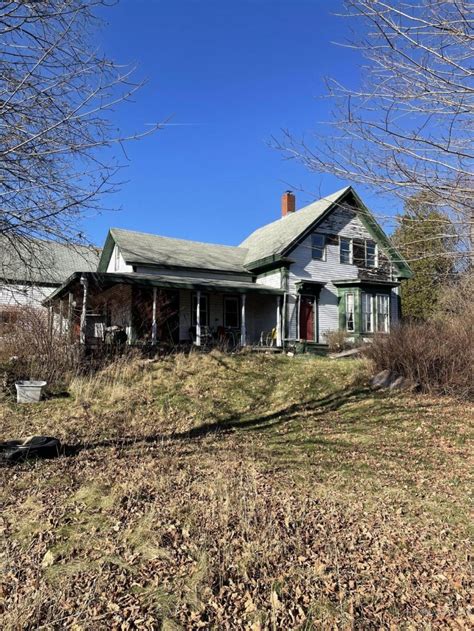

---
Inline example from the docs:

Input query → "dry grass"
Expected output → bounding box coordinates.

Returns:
[0,352,472,629]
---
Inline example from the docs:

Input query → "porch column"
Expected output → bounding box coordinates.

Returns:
[240,294,247,347]
[48,305,53,344]
[151,287,158,344]
[79,274,88,345]
[68,292,73,343]
[296,294,301,341]
[59,299,64,336]
[195,290,201,346]
[276,295,282,347]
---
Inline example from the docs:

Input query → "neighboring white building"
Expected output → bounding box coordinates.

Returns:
[44,187,412,349]
[0,238,100,327]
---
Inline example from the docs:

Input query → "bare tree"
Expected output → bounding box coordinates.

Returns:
[0,0,160,279]
[277,0,473,264]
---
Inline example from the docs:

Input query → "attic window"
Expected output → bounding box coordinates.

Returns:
[311,234,326,261]
[340,237,352,264]
[353,239,378,268]
[366,241,377,267]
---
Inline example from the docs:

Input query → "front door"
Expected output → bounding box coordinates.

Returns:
[300,295,315,341]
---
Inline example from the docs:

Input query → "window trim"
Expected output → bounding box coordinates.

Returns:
[311,233,327,261]
[223,295,240,329]
[340,237,353,265]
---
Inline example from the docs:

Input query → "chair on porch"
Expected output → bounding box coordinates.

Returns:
[259,328,277,347]
[189,325,214,347]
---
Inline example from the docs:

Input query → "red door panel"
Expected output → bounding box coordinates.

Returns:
[300,296,314,341]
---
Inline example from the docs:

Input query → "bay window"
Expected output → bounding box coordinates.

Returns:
[376,294,390,332]
[345,293,355,332]
[361,292,374,333]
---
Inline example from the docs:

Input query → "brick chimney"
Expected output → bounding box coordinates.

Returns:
[281,191,295,217]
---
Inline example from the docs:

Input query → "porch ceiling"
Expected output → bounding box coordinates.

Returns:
[43,271,284,304]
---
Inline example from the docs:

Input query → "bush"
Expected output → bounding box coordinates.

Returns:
[365,318,473,398]
[0,307,81,398]
[324,329,352,353]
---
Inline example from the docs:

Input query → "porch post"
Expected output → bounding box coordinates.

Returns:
[59,299,64,337]
[276,295,282,347]
[296,294,301,341]
[195,290,201,346]
[151,287,158,344]
[240,294,246,347]
[68,292,73,343]
[79,274,88,345]
[48,305,53,344]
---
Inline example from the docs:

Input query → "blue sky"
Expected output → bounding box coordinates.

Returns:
[87,0,376,247]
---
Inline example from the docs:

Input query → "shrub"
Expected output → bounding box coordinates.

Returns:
[365,318,473,398]
[324,329,352,353]
[0,306,81,397]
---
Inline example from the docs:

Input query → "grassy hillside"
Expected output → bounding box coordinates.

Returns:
[0,352,472,629]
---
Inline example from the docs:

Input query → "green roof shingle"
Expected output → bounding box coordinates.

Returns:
[0,237,100,285]
[240,187,350,265]
[105,228,249,274]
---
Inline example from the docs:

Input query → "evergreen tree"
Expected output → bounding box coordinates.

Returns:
[393,195,457,321]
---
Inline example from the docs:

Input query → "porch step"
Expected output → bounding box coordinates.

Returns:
[293,342,329,356]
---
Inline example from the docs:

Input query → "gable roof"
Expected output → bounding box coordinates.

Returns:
[241,186,412,278]
[240,187,351,267]
[97,186,412,279]
[98,228,249,274]
[0,237,100,285]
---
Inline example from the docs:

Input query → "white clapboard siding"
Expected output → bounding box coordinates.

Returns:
[287,205,375,341]
[255,270,282,289]
[135,265,252,283]
[106,245,134,273]
[0,284,55,309]
[246,293,278,345]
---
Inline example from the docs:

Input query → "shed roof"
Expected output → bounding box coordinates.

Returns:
[0,237,100,285]
[44,271,283,304]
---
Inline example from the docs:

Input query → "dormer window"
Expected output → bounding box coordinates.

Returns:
[311,233,326,261]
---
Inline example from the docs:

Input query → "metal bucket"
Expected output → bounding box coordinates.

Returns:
[15,381,47,404]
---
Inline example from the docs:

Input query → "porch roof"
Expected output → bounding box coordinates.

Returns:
[43,271,284,304]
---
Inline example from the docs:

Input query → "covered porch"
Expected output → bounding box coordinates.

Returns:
[43,272,285,350]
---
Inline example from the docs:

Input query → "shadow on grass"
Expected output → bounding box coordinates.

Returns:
[62,385,373,458]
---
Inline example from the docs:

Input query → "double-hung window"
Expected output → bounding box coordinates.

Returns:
[224,296,239,328]
[345,293,355,332]
[376,294,390,332]
[192,294,209,327]
[361,292,374,333]
[366,241,377,268]
[311,233,326,260]
[340,237,352,264]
